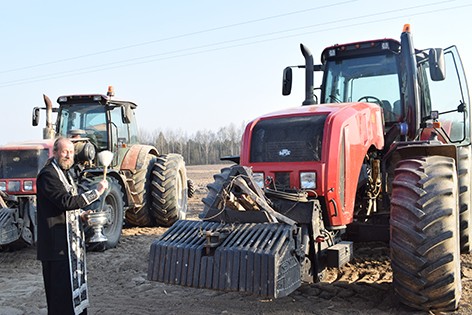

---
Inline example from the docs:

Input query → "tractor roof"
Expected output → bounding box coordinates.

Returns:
[57,94,137,109]
[321,38,401,63]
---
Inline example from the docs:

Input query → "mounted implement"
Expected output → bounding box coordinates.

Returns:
[148,25,470,312]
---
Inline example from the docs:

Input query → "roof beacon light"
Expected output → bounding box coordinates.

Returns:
[107,86,115,98]
[403,24,410,33]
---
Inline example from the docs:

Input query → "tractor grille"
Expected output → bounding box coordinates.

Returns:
[148,220,301,298]
[250,115,327,163]
[266,141,308,161]
[0,149,49,179]
[275,172,290,190]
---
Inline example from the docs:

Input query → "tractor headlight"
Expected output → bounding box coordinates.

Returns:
[0,181,6,191]
[23,180,33,191]
[300,172,316,189]
[253,172,265,188]
[7,181,20,192]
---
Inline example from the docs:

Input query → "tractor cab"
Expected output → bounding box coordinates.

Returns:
[54,94,139,168]
[283,25,469,147]
[318,30,470,145]
[32,88,140,169]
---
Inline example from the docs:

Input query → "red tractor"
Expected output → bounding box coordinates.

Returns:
[0,88,190,250]
[148,25,470,312]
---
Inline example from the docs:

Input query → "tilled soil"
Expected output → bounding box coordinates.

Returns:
[1,164,472,315]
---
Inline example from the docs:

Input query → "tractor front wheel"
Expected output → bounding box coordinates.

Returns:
[100,177,125,249]
[82,177,124,251]
[390,156,461,312]
[187,179,196,198]
[201,167,232,220]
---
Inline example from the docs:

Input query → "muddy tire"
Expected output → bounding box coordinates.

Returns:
[458,146,472,253]
[390,156,461,311]
[187,179,196,198]
[125,154,156,227]
[150,154,188,227]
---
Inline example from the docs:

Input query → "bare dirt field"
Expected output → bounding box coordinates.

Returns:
[2,164,472,314]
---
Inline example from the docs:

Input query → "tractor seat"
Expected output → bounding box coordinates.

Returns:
[381,100,396,123]
[393,100,403,121]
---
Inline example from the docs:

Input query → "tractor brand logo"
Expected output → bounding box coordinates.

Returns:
[279,149,291,157]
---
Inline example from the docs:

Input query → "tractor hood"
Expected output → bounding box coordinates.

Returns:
[239,101,385,227]
[0,139,54,195]
[242,101,385,160]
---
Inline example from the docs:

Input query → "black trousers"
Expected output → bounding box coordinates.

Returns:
[41,260,87,315]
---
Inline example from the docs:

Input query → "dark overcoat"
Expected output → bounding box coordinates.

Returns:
[36,160,98,261]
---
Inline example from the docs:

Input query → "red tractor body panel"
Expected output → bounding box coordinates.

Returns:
[240,102,384,226]
[120,144,158,171]
[0,139,54,195]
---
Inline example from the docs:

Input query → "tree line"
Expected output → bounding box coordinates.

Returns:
[139,122,245,165]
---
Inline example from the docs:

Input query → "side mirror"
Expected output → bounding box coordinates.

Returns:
[282,67,293,96]
[121,104,133,124]
[429,48,446,81]
[430,110,439,120]
[32,107,40,126]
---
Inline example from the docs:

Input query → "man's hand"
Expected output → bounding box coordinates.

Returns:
[97,179,109,196]
[80,210,92,222]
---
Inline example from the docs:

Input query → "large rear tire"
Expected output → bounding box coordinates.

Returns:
[150,154,188,227]
[390,156,461,311]
[125,153,156,227]
[458,146,472,253]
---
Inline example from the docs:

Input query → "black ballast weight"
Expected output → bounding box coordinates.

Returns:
[148,220,302,298]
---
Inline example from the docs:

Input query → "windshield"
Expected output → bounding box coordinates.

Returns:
[322,54,402,124]
[57,104,108,150]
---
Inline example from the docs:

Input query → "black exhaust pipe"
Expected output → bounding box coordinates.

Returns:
[300,44,315,106]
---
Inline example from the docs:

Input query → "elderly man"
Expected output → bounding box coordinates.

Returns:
[37,137,108,315]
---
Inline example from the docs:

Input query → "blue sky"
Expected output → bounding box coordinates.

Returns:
[1,0,471,143]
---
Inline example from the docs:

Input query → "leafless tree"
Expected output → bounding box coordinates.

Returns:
[138,124,244,165]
